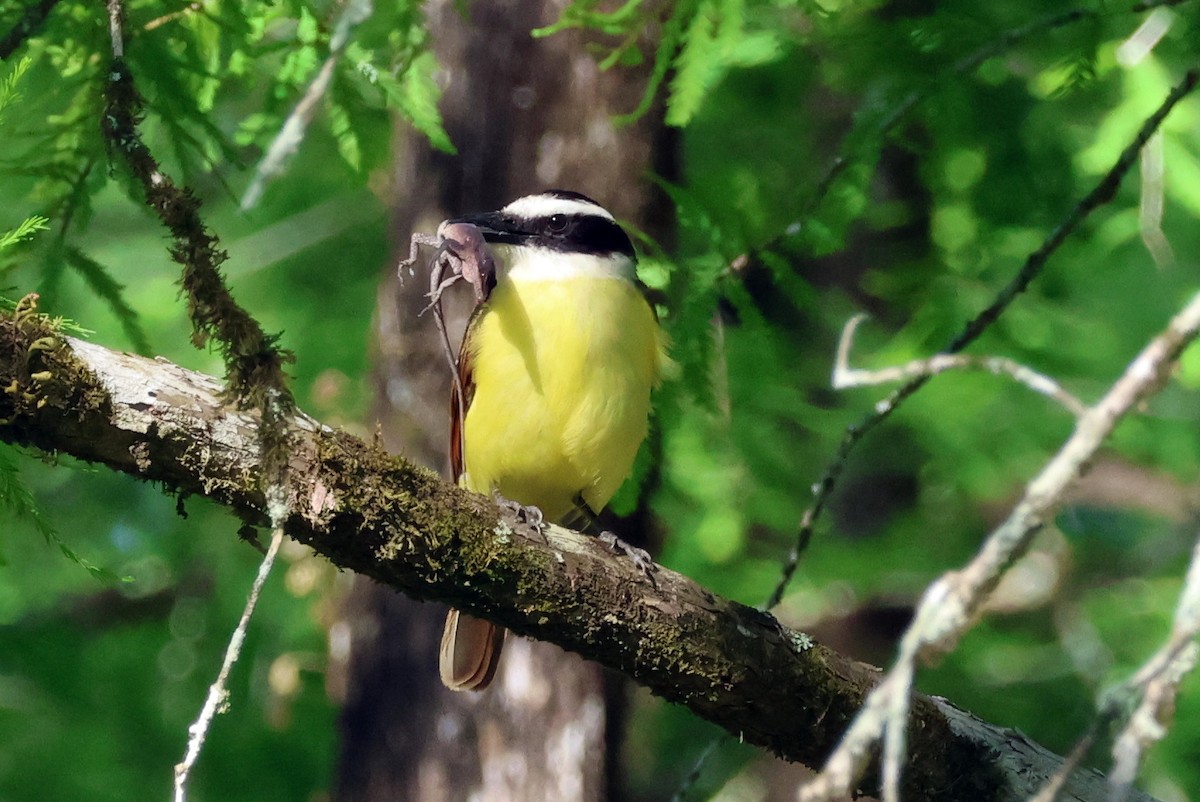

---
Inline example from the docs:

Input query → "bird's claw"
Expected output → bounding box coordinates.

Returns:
[599,530,657,586]
[495,494,547,541]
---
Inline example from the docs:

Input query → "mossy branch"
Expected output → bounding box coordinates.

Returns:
[100,58,293,416]
[0,302,1159,802]
[99,25,298,787]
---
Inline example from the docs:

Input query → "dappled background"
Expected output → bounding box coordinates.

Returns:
[3,0,1200,800]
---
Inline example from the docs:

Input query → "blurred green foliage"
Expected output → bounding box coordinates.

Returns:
[3,0,1200,800]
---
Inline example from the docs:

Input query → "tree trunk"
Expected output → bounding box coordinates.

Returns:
[330,1,673,798]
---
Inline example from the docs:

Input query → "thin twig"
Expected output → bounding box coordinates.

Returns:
[1107,532,1200,800]
[681,52,1200,802]
[1109,643,1199,802]
[728,0,1197,276]
[667,734,729,802]
[240,0,373,209]
[762,66,1200,613]
[1025,725,1102,802]
[172,526,285,802]
[731,7,1089,275]
[948,67,1199,352]
[171,390,294,801]
[1139,130,1173,267]
[833,314,1088,416]
[798,286,1200,802]
[102,6,298,796]
[144,3,203,32]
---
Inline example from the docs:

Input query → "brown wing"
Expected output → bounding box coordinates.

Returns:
[449,309,481,482]
[443,308,505,692]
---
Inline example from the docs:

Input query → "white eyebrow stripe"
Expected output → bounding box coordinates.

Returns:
[502,194,614,221]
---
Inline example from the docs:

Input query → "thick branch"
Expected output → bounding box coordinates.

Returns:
[0,308,1153,802]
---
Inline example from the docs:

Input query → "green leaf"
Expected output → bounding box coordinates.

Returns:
[0,55,32,123]
[726,31,783,67]
[614,0,697,126]
[61,247,152,355]
[297,7,320,45]
[327,99,362,171]
[667,1,723,127]
[0,216,49,252]
[662,0,785,127]
[533,0,647,38]
[0,444,118,582]
[373,51,455,154]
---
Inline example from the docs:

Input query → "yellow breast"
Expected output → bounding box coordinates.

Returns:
[461,276,665,522]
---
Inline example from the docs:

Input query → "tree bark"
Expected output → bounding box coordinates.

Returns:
[331,1,674,799]
[0,309,1157,802]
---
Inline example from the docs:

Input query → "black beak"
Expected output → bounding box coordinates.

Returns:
[445,211,525,245]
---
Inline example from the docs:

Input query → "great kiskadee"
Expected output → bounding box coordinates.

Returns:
[438,190,668,691]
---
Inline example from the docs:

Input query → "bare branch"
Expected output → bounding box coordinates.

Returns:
[1139,131,1174,268]
[1026,730,1101,802]
[1110,643,1198,801]
[1117,7,1175,66]
[762,66,1200,613]
[105,0,123,57]
[173,526,284,801]
[948,71,1197,353]
[1108,531,1200,800]
[833,314,1087,417]
[798,287,1200,801]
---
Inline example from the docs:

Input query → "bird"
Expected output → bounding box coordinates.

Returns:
[437,189,669,691]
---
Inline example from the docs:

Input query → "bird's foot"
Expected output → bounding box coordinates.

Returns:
[494,493,547,541]
[598,530,657,587]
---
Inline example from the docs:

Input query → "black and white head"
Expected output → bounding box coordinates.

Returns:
[447,190,636,281]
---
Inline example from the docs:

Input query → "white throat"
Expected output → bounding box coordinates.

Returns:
[497,245,636,282]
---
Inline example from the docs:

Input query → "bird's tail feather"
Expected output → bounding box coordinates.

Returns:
[440,609,506,691]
